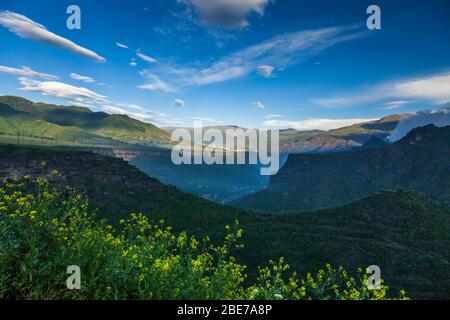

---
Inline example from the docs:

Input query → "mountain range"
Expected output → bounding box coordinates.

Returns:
[0,96,412,154]
[233,124,450,212]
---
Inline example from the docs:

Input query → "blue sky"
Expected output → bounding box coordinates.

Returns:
[1,0,449,130]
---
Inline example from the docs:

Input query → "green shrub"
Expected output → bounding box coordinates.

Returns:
[0,177,408,300]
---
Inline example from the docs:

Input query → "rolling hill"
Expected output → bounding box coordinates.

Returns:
[0,102,120,146]
[0,96,170,146]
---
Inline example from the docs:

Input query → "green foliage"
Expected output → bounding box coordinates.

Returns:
[0,146,447,298]
[0,178,406,300]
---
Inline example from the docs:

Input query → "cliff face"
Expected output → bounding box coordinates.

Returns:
[233,125,450,212]
[280,135,361,153]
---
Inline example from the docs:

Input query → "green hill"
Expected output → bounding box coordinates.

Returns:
[0,96,170,146]
[0,103,22,117]
[0,144,448,298]
[233,124,450,212]
[0,112,122,146]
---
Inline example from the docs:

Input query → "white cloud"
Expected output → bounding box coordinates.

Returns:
[313,72,450,107]
[172,99,185,107]
[137,25,363,91]
[70,73,95,83]
[265,114,284,120]
[0,65,57,80]
[126,104,167,117]
[0,11,106,62]
[178,0,270,28]
[101,104,173,125]
[116,42,129,49]
[69,101,94,109]
[264,118,377,131]
[393,73,450,104]
[253,101,265,109]
[389,107,450,142]
[138,70,176,92]
[136,50,157,63]
[101,105,129,115]
[10,75,175,127]
[18,77,42,87]
[190,117,214,122]
[378,100,413,110]
[156,118,185,126]
[127,104,144,111]
[19,79,108,105]
[130,61,137,67]
[257,65,274,78]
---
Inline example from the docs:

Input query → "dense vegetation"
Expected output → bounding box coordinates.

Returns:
[0,145,448,298]
[0,177,407,300]
[234,124,450,212]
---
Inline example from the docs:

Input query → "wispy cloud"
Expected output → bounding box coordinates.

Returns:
[9,72,174,126]
[102,105,163,123]
[253,101,265,109]
[70,73,95,83]
[137,25,364,92]
[136,50,157,63]
[0,10,106,62]
[0,65,58,80]
[18,78,108,105]
[155,119,184,126]
[257,65,274,78]
[189,117,214,122]
[138,70,176,92]
[116,42,129,49]
[313,72,450,107]
[264,118,377,131]
[126,104,144,111]
[156,118,185,126]
[172,99,185,107]
[101,104,174,125]
[121,104,167,117]
[378,100,413,110]
[265,114,285,120]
